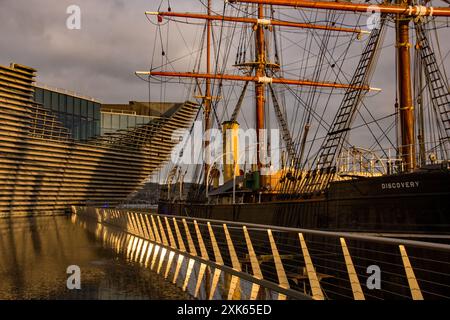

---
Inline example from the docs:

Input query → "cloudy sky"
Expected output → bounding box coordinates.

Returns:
[0,0,202,103]
[1,0,447,102]
[1,0,449,179]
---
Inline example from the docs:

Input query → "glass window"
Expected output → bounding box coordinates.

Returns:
[102,113,111,129]
[74,98,81,116]
[91,121,96,137]
[80,122,87,140]
[67,96,74,114]
[81,100,88,117]
[51,92,59,111]
[59,113,66,128]
[94,120,100,136]
[59,94,66,113]
[34,88,44,104]
[120,115,128,129]
[74,117,80,139]
[87,102,94,119]
[86,121,92,138]
[91,121,96,138]
[94,107,101,121]
[44,90,51,109]
[128,116,136,128]
[67,115,74,137]
[111,115,120,130]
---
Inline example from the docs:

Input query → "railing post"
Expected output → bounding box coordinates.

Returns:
[150,215,162,270]
[194,220,210,298]
[340,238,365,300]
[207,222,224,300]
[243,226,264,300]
[138,213,150,239]
[143,215,156,267]
[156,216,170,274]
[172,218,187,285]
[182,219,197,292]
[164,217,178,279]
[223,224,242,300]
[126,212,135,234]
[267,229,290,300]
[399,245,423,300]
[298,233,324,300]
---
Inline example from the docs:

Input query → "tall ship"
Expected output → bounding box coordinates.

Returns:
[138,0,450,239]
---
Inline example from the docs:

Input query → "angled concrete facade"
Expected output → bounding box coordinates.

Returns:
[0,63,198,216]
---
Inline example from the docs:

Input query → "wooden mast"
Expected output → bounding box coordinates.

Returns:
[255,3,266,170]
[396,0,415,171]
[204,0,212,185]
[204,1,212,292]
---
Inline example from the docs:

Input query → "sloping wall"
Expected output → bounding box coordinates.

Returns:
[0,63,198,216]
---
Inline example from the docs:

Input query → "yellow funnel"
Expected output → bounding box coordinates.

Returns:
[222,121,240,182]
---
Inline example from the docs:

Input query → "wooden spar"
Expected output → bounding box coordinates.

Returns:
[228,0,450,17]
[204,0,212,185]
[146,11,369,35]
[255,3,265,169]
[137,71,381,91]
[396,0,415,171]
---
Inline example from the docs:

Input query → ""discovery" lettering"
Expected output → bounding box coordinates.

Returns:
[381,181,420,190]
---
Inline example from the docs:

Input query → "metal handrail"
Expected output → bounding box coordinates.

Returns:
[91,216,311,300]
[72,206,450,300]
[147,211,450,253]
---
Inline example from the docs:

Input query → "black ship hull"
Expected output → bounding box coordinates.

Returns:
[159,169,450,236]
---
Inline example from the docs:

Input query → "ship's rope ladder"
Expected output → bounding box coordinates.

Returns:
[298,15,388,195]
[269,83,299,166]
[415,22,450,158]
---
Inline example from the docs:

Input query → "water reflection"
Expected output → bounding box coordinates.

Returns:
[0,215,191,300]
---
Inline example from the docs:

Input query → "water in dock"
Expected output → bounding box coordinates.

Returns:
[0,215,192,300]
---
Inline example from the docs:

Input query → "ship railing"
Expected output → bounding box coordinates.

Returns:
[337,142,449,176]
[71,206,450,301]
